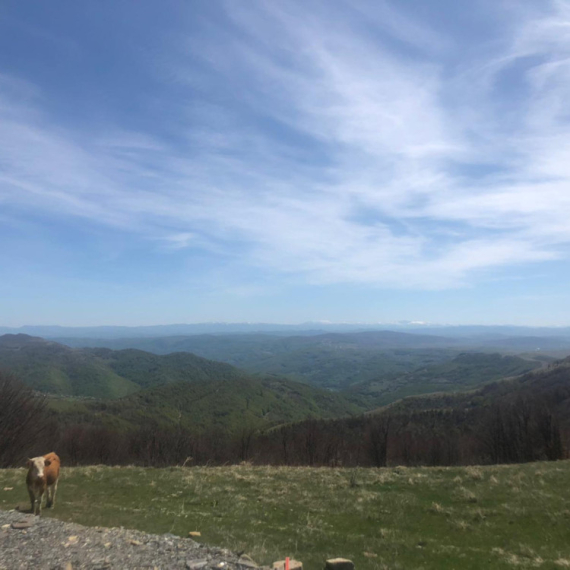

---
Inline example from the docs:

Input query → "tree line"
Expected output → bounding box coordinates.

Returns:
[0,370,566,468]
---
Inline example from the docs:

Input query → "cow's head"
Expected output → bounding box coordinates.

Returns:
[27,456,46,479]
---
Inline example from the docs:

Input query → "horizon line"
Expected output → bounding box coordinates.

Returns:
[2,322,570,330]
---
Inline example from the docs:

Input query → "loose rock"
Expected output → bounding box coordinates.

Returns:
[11,520,34,530]
[238,555,258,568]
[325,559,354,570]
[0,509,257,569]
[272,560,302,570]
[186,560,208,569]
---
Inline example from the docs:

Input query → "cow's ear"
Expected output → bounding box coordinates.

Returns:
[45,459,51,467]
[26,459,32,468]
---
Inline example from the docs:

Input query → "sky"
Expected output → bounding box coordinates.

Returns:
[1,0,570,327]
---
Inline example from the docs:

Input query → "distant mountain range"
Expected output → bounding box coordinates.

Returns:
[2,322,570,340]
[0,323,378,338]
[50,329,570,390]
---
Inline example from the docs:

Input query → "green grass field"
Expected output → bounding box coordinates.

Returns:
[2,462,570,569]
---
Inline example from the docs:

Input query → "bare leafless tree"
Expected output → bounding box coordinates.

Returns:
[366,416,391,467]
[0,370,54,467]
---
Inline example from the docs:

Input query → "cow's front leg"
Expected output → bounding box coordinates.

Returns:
[35,490,44,516]
[27,487,36,514]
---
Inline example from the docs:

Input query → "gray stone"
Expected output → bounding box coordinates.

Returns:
[186,560,209,569]
[272,560,303,570]
[238,558,259,568]
[325,559,354,570]
[11,520,34,530]
[238,554,258,568]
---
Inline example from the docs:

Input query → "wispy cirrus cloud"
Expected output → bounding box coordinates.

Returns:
[1,0,570,293]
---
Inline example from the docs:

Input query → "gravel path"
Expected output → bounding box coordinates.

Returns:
[0,510,264,570]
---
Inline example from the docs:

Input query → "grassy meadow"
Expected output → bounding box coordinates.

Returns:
[2,462,570,569]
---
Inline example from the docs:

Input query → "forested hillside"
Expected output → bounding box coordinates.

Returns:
[38,357,570,467]
[54,331,463,389]
[50,375,363,432]
[0,334,366,435]
[0,334,247,398]
[0,332,567,468]
[350,352,541,406]
[386,356,570,419]
[262,357,570,467]
[55,330,557,390]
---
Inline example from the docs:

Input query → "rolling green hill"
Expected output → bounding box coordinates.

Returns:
[0,333,548,435]
[0,334,139,398]
[349,352,542,407]
[44,352,544,434]
[56,332,465,389]
[86,347,247,389]
[50,375,365,432]
[0,334,248,398]
[240,347,461,390]
[56,331,559,392]
[0,334,366,431]
[377,356,570,418]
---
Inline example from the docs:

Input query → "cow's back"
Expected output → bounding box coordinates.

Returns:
[43,452,60,485]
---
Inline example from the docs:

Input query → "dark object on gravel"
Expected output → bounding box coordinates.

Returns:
[10,518,35,530]
[0,510,263,570]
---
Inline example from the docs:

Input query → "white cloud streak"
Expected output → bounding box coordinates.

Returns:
[2,1,570,289]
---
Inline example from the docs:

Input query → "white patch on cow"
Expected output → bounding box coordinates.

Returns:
[29,457,46,479]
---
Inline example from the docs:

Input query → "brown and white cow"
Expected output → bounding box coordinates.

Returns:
[26,452,60,516]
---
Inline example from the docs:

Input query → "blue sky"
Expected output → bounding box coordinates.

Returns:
[1,0,570,326]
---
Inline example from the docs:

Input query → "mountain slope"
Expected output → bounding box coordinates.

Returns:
[379,356,570,419]
[52,375,364,431]
[86,347,247,389]
[0,334,139,398]
[55,332,465,389]
[0,334,248,398]
[0,334,367,429]
[349,352,542,407]
[55,331,567,391]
